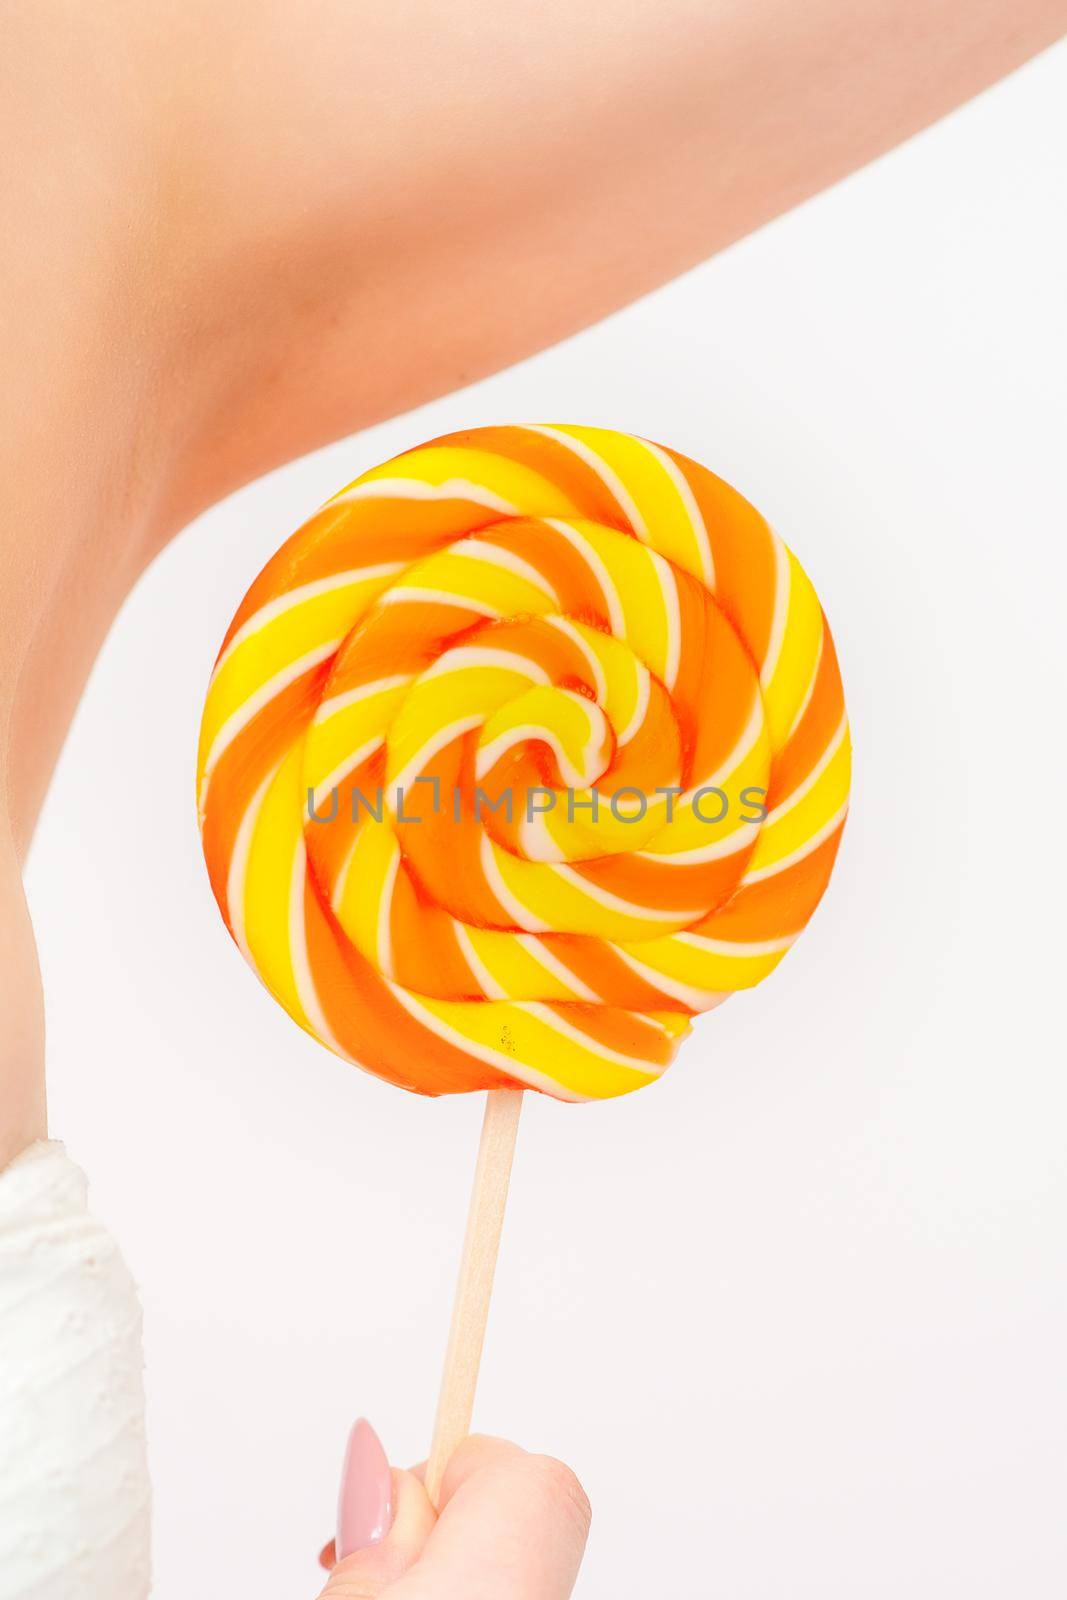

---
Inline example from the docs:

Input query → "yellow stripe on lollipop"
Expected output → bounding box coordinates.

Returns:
[330,446,583,522]
[199,569,400,784]
[382,545,557,620]
[391,988,664,1101]
[333,822,402,976]
[302,678,408,805]
[486,842,702,941]
[623,928,796,994]
[457,925,591,1003]
[641,716,771,859]
[567,622,651,746]
[385,663,547,790]
[745,720,851,878]
[533,426,714,586]
[760,545,825,748]
[558,521,681,689]
[477,687,610,789]
[241,745,317,1033]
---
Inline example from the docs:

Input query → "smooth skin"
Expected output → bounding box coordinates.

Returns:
[1,4,1064,1594]
[318,1437,590,1599]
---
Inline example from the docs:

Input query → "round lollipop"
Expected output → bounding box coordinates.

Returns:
[197,424,850,1496]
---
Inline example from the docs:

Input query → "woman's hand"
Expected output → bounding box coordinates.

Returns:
[315,1427,590,1599]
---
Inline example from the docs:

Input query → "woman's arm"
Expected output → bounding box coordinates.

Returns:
[2,0,1065,1164]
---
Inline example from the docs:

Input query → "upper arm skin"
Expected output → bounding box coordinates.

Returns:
[150,0,1067,513]
[0,831,45,1166]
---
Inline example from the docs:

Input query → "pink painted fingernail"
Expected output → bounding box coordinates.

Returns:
[336,1419,394,1558]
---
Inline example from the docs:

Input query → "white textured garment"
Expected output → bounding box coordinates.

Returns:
[0,1142,150,1599]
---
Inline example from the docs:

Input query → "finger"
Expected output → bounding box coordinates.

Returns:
[387,1434,591,1600]
[317,1468,435,1598]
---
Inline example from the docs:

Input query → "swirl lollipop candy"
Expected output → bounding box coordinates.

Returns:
[197,424,850,1495]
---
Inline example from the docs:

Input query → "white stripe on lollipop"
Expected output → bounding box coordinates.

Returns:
[330,477,519,516]
[450,539,561,606]
[289,838,346,1057]
[226,762,283,965]
[383,983,591,1101]
[610,948,729,1012]
[199,640,340,815]
[762,715,848,827]
[312,674,411,726]
[526,426,649,538]
[641,439,715,588]
[211,566,403,680]
[739,801,849,884]
[760,532,792,688]
[542,521,626,635]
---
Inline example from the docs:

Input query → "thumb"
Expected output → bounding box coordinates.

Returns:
[383,1435,591,1598]
[318,1421,435,1598]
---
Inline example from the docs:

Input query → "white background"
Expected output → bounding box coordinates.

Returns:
[26,41,1067,1599]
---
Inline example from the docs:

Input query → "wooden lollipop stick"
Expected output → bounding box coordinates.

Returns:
[426,1086,523,1506]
